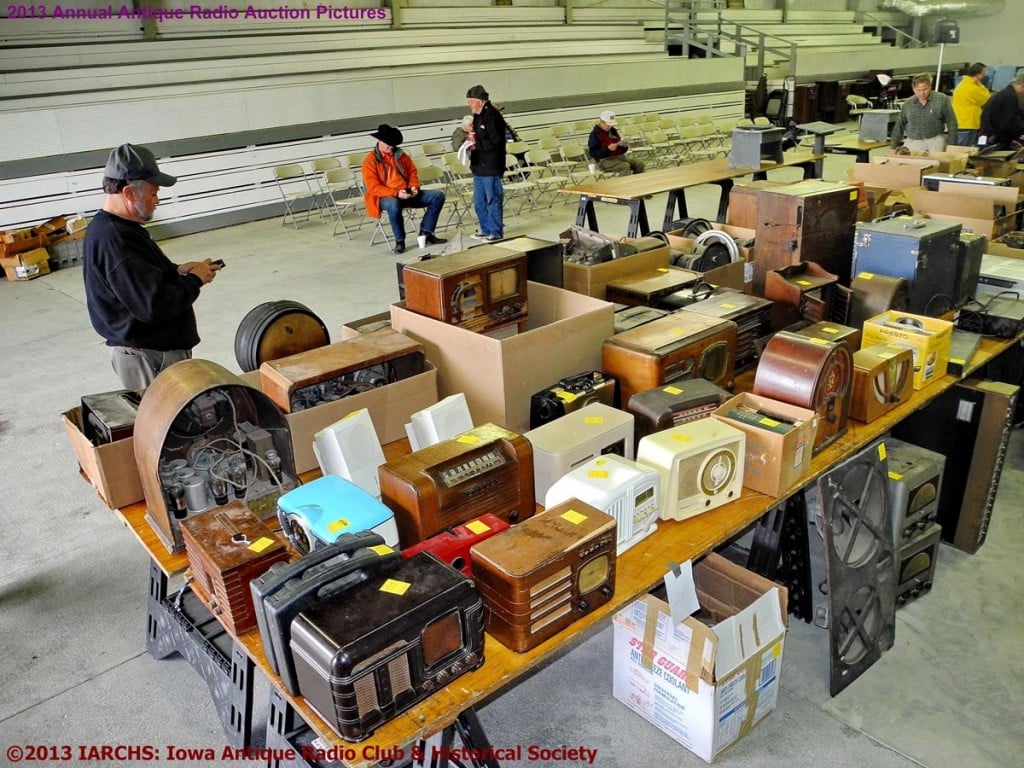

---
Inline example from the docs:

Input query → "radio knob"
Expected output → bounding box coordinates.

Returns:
[601,585,613,598]
[465,651,479,665]
[436,670,450,684]
[576,598,590,612]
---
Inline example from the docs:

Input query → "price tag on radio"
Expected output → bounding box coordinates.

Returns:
[380,579,411,596]
[821,326,839,334]
[561,509,588,525]
[584,416,604,424]
[809,337,829,345]
[797,279,812,286]
[370,544,394,556]
[588,469,610,480]
[722,302,737,309]
[327,518,350,533]
[878,351,896,359]
[859,272,874,280]
[888,471,903,480]
[248,537,275,553]
[456,435,479,445]
[465,519,491,535]
[663,385,684,395]
[877,442,887,461]
[672,433,692,442]
[555,390,577,403]
[657,267,670,272]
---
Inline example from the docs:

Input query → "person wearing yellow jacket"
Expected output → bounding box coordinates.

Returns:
[952,63,990,147]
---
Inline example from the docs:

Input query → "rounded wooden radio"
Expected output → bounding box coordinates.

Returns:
[234,300,330,372]
[849,273,910,329]
[134,359,295,553]
[753,331,853,453]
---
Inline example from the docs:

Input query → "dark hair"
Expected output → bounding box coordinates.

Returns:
[967,62,986,77]
[102,177,147,195]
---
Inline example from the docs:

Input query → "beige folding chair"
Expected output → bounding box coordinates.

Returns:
[523,149,570,207]
[319,166,363,237]
[503,156,538,215]
[272,164,320,228]
[420,140,448,159]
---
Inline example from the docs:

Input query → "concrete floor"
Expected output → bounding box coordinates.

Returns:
[1,148,1022,768]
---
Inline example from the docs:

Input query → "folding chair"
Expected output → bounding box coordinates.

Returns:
[319,166,363,237]
[272,164,320,228]
[523,149,570,207]
[502,156,538,216]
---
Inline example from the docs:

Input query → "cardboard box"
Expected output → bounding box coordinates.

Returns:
[339,311,392,339]
[847,160,928,191]
[874,152,967,174]
[987,233,1024,260]
[712,393,817,497]
[908,186,1020,239]
[561,235,671,300]
[861,310,953,390]
[240,363,439,473]
[613,553,787,763]
[389,282,613,432]
[61,407,144,509]
[666,223,757,293]
[2,247,51,281]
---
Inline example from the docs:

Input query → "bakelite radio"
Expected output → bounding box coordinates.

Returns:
[258,328,425,413]
[604,266,703,308]
[289,552,485,741]
[753,331,852,454]
[602,309,738,407]
[180,501,290,636]
[378,423,535,547]
[402,246,528,334]
[684,290,774,371]
[469,500,617,652]
[636,418,745,521]
[400,513,510,576]
[626,379,731,449]
[849,343,913,423]
[529,370,619,429]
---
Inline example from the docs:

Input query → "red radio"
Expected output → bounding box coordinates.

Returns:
[400,513,510,576]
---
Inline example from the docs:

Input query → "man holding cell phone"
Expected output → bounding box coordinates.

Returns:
[84,143,223,391]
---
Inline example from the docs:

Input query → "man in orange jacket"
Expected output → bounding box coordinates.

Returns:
[362,124,446,254]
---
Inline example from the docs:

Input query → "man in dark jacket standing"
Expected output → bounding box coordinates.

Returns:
[84,143,221,391]
[466,84,508,242]
[980,73,1024,149]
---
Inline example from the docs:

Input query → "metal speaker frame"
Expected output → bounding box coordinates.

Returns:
[234,300,330,373]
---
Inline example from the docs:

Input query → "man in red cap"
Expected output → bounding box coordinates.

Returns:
[361,123,447,254]
[83,143,222,391]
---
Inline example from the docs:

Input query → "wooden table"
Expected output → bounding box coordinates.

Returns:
[562,153,824,237]
[118,334,1015,767]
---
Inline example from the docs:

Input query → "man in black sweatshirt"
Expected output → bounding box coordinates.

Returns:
[83,144,221,391]
[465,84,509,241]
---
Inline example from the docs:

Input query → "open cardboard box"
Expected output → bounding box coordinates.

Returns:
[874,152,967,174]
[2,247,51,281]
[613,553,787,763]
[666,223,755,293]
[61,407,144,509]
[861,310,953,390]
[389,282,613,431]
[848,160,930,190]
[561,231,671,299]
[909,186,1020,239]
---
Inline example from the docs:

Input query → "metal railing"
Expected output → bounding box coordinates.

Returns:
[855,11,926,49]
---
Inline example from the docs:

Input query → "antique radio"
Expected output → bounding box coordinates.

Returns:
[851,217,963,316]
[134,359,297,553]
[764,262,851,326]
[685,291,774,371]
[529,370,619,429]
[544,455,659,555]
[636,418,745,521]
[849,343,913,423]
[627,379,730,449]
[883,438,945,546]
[613,304,668,334]
[80,389,140,445]
[602,309,738,407]
[251,531,401,696]
[955,232,986,305]
[181,501,290,635]
[400,513,510,576]
[277,475,400,554]
[896,523,942,607]
[754,332,852,454]
[960,294,1024,339]
[922,172,1011,191]
[848,272,911,329]
[892,379,1018,553]
[604,266,703,308]
[469,500,616,652]
[751,180,859,293]
[797,321,861,355]
[258,328,425,413]
[976,253,1024,300]
[490,235,564,288]
[289,552,485,741]
[402,246,528,333]
[947,329,982,376]
[524,403,634,505]
[379,423,535,547]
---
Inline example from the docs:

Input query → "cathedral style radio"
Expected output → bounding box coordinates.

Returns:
[636,418,745,521]
[258,328,425,413]
[529,370,619,429]
[684,290,774,371]
[753,331,852,454]
[379,423,535,547]
[849,343,913,423]
[134,359,297,554]
[400,513,510,576]
[250,531,401,696]
[469,500,617,652]
[602,309,738,407]
[604,266,703,308]
[626,379,731,449]
[180,501,290,636]
[289,552,485,741]
[402,246,528,334]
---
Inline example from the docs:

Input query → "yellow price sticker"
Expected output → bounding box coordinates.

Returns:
[370,544,395,556]
[878,351,896,359]
[457,434,479,444]
[759,417,780,428]
[809,337,829,345]
[657,267,670,273]
[888,471,903,480]
[849,190,858,201]
[248,537,275,553]
[555,390,577,403]
[673,433,692,442]
[327,518,350,533]
[663,385,684,395]
[722,303,737,309]
[380,579,411,596]
[878,442,887,461]
[670,327,686,335]
[821,326,839,334]
[343,409,363,420]
[465,520,491,535]
[584,416,605,424]
[588,470,610,480]
[859,272,874,280]
[797,279,812,286]
[561,509,588,525]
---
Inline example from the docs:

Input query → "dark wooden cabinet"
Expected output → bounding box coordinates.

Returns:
[792,84,819,123]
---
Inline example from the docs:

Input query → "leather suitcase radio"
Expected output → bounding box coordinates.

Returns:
[180,501,290,635]
[258,328,425,413]
[753,331,852,454]
[849,343,913,423]
[796,321,862,354]
[379,422,535,548]
[627,378,731,449]
[602,309,738,407]
[604,266,703,308]
[469,500,616,653]
[289,552,484,742]
[402,245,528,334]
[684,291,774,371]
[848,272,911,329]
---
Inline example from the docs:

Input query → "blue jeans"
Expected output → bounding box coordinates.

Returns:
[472,175,504,238]
[956,129,978,147]
[378,189,446,242]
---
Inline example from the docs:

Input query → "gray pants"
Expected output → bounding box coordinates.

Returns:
[599,155,646,176]
[110,346,191,392]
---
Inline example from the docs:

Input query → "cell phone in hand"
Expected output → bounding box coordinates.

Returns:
[212,259,225,267]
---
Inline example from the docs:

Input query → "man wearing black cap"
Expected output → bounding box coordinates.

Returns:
[466,84,508,242]
[361,124,446,254]
[83,143,222,391]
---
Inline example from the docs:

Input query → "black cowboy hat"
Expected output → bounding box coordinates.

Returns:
[370,124,404,147]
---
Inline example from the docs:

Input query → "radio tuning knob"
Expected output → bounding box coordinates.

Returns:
[436,670,450,684]
[576,598,590,612]
[601,585,613,598]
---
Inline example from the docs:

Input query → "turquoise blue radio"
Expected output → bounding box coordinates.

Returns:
[276,475,399,553]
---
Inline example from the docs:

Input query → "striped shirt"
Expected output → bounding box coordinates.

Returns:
[891,91,958,148]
